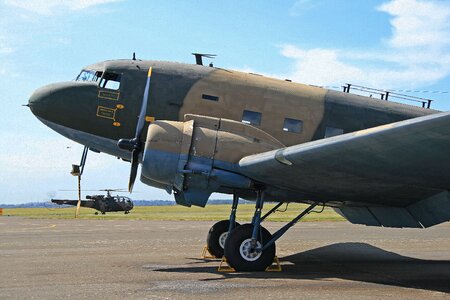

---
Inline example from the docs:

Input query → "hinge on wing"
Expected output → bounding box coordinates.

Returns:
[274,149,292,166]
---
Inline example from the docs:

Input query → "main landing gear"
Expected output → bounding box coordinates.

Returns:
[206,189,319,271]
[206,194,240,258]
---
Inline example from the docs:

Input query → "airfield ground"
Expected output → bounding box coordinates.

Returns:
[1,203,344,222]
[0,212,449,299]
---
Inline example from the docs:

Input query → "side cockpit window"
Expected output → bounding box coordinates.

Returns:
[76,70,103,82]
[99,72,121,90]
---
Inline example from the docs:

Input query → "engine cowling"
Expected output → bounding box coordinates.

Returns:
[140,114,284,207]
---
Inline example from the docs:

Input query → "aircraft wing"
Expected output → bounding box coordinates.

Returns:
[239,111,450,228]
[51,199,95,208]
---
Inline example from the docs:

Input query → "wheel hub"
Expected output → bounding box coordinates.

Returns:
[218,232,228,249]
[239,238,262,261]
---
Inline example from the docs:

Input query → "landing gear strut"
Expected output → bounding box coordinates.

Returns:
[206,194,240,258]
[224,189,319,271]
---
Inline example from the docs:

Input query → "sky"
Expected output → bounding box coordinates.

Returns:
[0,0,449,204]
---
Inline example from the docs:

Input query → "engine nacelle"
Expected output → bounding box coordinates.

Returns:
[140,114,284,207]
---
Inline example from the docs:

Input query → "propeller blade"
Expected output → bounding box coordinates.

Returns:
[118,67,153,193]
[135,67,152,139]
[128,149,140,192]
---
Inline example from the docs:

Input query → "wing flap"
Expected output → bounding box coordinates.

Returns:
[335,190,450,228]
[334,206,423,228]
[369,206,422,228]
[407,190,450,227]
[334,207,381,227]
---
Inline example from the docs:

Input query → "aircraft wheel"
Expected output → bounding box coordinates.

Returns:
[101,212,105,215]
[94,212,98,215]
[224,224,275,271]
[206,220,240,258]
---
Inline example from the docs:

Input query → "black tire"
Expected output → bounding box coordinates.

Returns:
[224,224,275,271]
[94,212,98,215]
[206,220,240,258]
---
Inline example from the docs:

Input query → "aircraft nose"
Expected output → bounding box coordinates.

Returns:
[28,83,57,119]
[28,82,82,123]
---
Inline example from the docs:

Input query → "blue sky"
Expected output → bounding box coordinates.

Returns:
[0,0,449,204]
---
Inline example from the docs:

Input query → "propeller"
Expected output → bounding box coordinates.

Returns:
[117,67,153,192]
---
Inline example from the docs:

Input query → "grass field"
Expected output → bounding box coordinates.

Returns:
[1,203,345,222]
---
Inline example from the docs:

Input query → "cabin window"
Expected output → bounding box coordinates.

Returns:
[242,110,262,126]
[325,126,344,138]
[99,72,121,90]
[202,94,219,101]
[283,118,303,133]
[76,70,103,82]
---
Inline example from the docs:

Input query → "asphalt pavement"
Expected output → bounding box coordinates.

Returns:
[1,217,449,299]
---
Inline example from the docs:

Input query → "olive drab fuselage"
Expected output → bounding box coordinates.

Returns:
[29,59,435,157]
[28,59,438,206]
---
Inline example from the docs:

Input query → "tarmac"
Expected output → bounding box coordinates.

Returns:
[0,217,449,299]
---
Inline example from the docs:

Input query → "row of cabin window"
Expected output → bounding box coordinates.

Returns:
[242,109,343,138]
[203,94,344,138]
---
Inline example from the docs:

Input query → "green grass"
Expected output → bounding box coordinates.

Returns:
[1,203,344,222]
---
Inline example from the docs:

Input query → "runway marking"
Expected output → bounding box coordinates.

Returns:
[8,224,57,232]
[42,224,57,229]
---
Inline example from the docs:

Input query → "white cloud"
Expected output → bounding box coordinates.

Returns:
[280,46,364,86]
[277,0,450,89]
[378,0,450,48]
[0,46,14,55]
[290,0,321,16]
[3,0,122,16]
[0,34,14,55]
[0,35,14,77]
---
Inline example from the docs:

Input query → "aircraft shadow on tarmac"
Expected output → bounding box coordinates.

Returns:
[153,242,450,293]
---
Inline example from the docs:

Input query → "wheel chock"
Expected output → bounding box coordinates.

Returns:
[218,257,236,272]
[217,256,282,272]
[201,246,218,259]
[265,256,282,272]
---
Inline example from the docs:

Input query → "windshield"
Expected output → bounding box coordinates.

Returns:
[76,70,103,82]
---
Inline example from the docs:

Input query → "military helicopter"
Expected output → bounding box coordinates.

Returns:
[52,189,134,215]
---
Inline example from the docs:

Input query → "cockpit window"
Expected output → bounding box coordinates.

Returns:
[99,72,121,90]
[76,70,103,82]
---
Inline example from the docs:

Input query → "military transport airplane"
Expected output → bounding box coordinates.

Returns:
[52,189,134,215]
[28,56,450,271]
